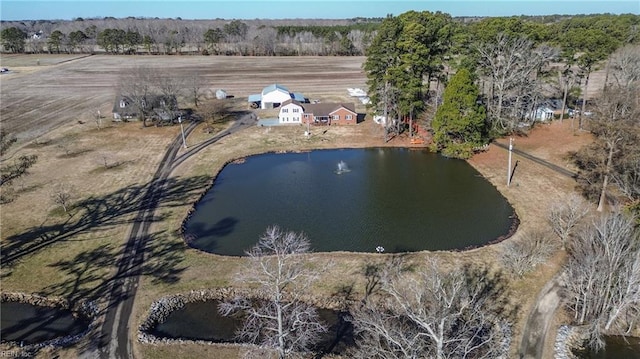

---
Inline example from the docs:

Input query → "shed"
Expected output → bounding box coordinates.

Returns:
[215,89,227,99]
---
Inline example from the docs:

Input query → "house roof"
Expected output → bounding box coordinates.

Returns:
[262,83,289,95]
[248,94,262,102]
[291,92,306,102]
[302,103,356,116]
[281,99,304,107]
[112,94,176,114]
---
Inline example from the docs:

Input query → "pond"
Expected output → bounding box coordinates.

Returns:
[573,336,640,359]
[150,300,353,354]
[185,148,515,256]
[0,302,90,344]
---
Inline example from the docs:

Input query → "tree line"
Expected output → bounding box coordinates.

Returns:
[1,14,637,56]
[0,17,381,56]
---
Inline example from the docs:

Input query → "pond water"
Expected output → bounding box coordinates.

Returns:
[151,300,353,354]
[185,148,515,256]
[0,302,89,344]
[573,336,640,359]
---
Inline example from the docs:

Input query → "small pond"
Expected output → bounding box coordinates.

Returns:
[0,302,89,344]
[185,148,515,256]
[151,300,353,354]
[573,336,640,359]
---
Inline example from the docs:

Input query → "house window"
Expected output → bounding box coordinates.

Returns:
[346,115,353,120]
[282,108,288,113]
[304,114,309,118]
[293,108,299,113]
[119,100,126,108]
[332,115,340,120]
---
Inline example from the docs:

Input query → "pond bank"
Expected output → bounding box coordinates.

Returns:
[0,292,98,355]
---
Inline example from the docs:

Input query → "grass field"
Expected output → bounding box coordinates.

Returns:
[0,54,596,358]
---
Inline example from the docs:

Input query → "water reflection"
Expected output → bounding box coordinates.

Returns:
[0,302,89,344]
[150,300,353,354]
[573,336,640,359]
[185,148,516,256]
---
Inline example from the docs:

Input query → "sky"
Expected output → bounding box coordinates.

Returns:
[0,0,638,21]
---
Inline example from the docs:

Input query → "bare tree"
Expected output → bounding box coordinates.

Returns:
[571,78,640,210]
[609,44,640,89]
[186,72,205,108]
[154,72,183,124]
[0,130,38,203]
[51,183,74,216]
[348,259,511,359]
[501,230,560,277]
[476,34,556,133]
[548,193,591,248]
[219,226,327,359]
[118,66,155,127]
[563,211,640,350]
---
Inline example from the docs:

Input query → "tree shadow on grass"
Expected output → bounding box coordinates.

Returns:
[40,231,187,306]
[461,262,520,325]
[1,175,210,276]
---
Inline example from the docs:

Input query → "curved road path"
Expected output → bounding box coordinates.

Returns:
[97,113,256,359]
[492,142,574,359]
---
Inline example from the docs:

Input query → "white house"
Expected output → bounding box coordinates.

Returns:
[278,100,304,124]
[528,106,554,121]
[248,84,306,109]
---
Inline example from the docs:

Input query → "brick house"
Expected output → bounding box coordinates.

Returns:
[278,100,357,126]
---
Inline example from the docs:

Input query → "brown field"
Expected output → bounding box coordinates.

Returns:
[0,54,597,359]
[0,54,367,142]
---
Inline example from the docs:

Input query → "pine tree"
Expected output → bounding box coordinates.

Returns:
[431,68,487,159]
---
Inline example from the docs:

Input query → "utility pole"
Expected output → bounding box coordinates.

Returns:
[507,137,514,187]
[178,116,187,149]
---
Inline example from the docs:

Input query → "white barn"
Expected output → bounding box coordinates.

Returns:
[248,84,306,109]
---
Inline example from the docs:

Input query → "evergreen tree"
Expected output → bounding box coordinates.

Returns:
[0,27,27,53]
[431,68,487,159]
[48,30,65,53]
[364,11,453,122]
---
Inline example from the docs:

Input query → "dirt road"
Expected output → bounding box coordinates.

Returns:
[94,114,256,359]
[518,274,564,359]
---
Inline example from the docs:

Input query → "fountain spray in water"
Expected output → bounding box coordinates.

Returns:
[335,160,351,174]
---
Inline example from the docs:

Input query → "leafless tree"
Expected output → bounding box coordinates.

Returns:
[348,259,511,359]
[548,193,591,248]
[563,211,640,350]
[154,72,184,123]
[477,34,557,132]
[609,44,640,89]
[198,99,232,133]
[218,226,327,359]
[502,230,560,277]
[118,66,155,127]
[590,86,639,211]
[185,73,205,108]
[51,183,74,216]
